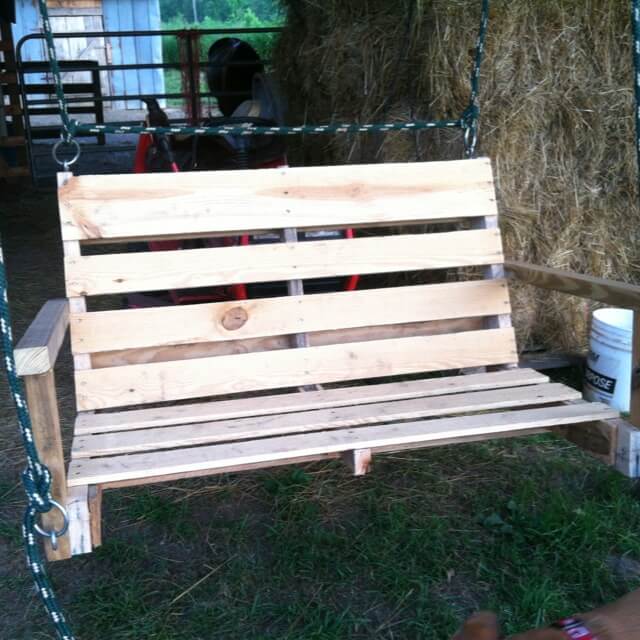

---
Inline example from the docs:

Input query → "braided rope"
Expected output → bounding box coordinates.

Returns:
[462,0,490,157]
[0,241,76,639]
[633,0,640,175]
[74,118,465,137]
[36,0,490,153]
[37,0,74,142]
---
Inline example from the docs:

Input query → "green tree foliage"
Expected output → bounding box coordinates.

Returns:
[159,0,282,24]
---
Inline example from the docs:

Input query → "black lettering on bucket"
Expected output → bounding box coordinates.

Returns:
[585,366,617,395]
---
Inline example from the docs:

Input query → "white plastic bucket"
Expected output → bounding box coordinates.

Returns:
[583,308,633,411]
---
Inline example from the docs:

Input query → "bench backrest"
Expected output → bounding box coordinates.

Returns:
[58,158,517,412]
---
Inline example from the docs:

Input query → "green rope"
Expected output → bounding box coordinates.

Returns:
[462,0,490,157]
[38,0,74,142]
[0,239,76,640]
[633,0,640,177]
[36,0,490,155]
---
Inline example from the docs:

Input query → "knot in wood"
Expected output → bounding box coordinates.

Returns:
[221,307,248,331]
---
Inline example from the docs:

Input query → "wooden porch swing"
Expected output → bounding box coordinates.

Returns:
[14,157,638,561]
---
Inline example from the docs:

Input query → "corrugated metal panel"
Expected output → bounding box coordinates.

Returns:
[12,0,45,62]
[103,0,164,109]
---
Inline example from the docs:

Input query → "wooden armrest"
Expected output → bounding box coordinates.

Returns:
[505,260,640,308]
[15,299,69,376]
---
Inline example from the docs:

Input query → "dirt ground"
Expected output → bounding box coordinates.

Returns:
[1,181,640,640]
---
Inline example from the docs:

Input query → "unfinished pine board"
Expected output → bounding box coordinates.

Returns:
[506,260,640,309]
[67,485,92,556]
[74,328,518,410]
[75,368,549,435]
[91,429,555,489]
[57,159,497,242]
[62,218,91,372]
[342,449,372,476]
[24,371,70,560]
[64,230,503,297]
[70,280,511,354]
[71,383,580,458]
[67,402,617,486]
[14,299,69,376]
[89,318,486,368]
[473,215,513,332]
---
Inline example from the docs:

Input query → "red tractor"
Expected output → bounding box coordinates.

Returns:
[131,37,358,308]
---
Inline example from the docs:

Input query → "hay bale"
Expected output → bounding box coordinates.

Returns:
[275,0,640,352]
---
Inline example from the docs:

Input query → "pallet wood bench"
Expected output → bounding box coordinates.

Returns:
[15,157,624,561]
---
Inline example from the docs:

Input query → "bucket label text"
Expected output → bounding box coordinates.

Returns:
[584,366,617,395]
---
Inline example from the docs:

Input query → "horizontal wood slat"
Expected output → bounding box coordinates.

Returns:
[67,402,617,486]
[74,328,518,410]
[70,280,511,354]
[89,318,486,368]
[75,368,549,435]
[64,230,504,297]
[72,383,580,458]
[58,159,497,242]
[506,260,640,309]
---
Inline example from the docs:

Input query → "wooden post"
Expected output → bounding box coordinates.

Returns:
[23,371,71,560]
[282,227,321,392]
[342,449,372,476]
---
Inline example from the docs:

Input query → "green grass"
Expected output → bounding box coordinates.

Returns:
[5,437,637,639]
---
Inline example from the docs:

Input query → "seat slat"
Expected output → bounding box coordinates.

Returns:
[74,328,518,410]
[58,159,497,242]
[65,229,503,297]
[67,402,618,487]
[71,383,580,458]
[75,368,549,435]
[70,280,511,354]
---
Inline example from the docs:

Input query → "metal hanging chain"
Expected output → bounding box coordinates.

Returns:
[36,0,490,147]
[0,240,76,640]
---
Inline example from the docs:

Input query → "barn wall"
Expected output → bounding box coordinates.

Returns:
[103,0,164,109]
[12,0,165,110]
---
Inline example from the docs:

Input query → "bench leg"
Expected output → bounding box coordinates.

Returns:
[23,371,71,561]
[88,486,103,548]
[67,485,93,556]
[614,419,640,478]
[342,449,372,476]
[554,420,618,466]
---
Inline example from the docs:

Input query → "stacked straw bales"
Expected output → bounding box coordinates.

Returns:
[275,0,639,351]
